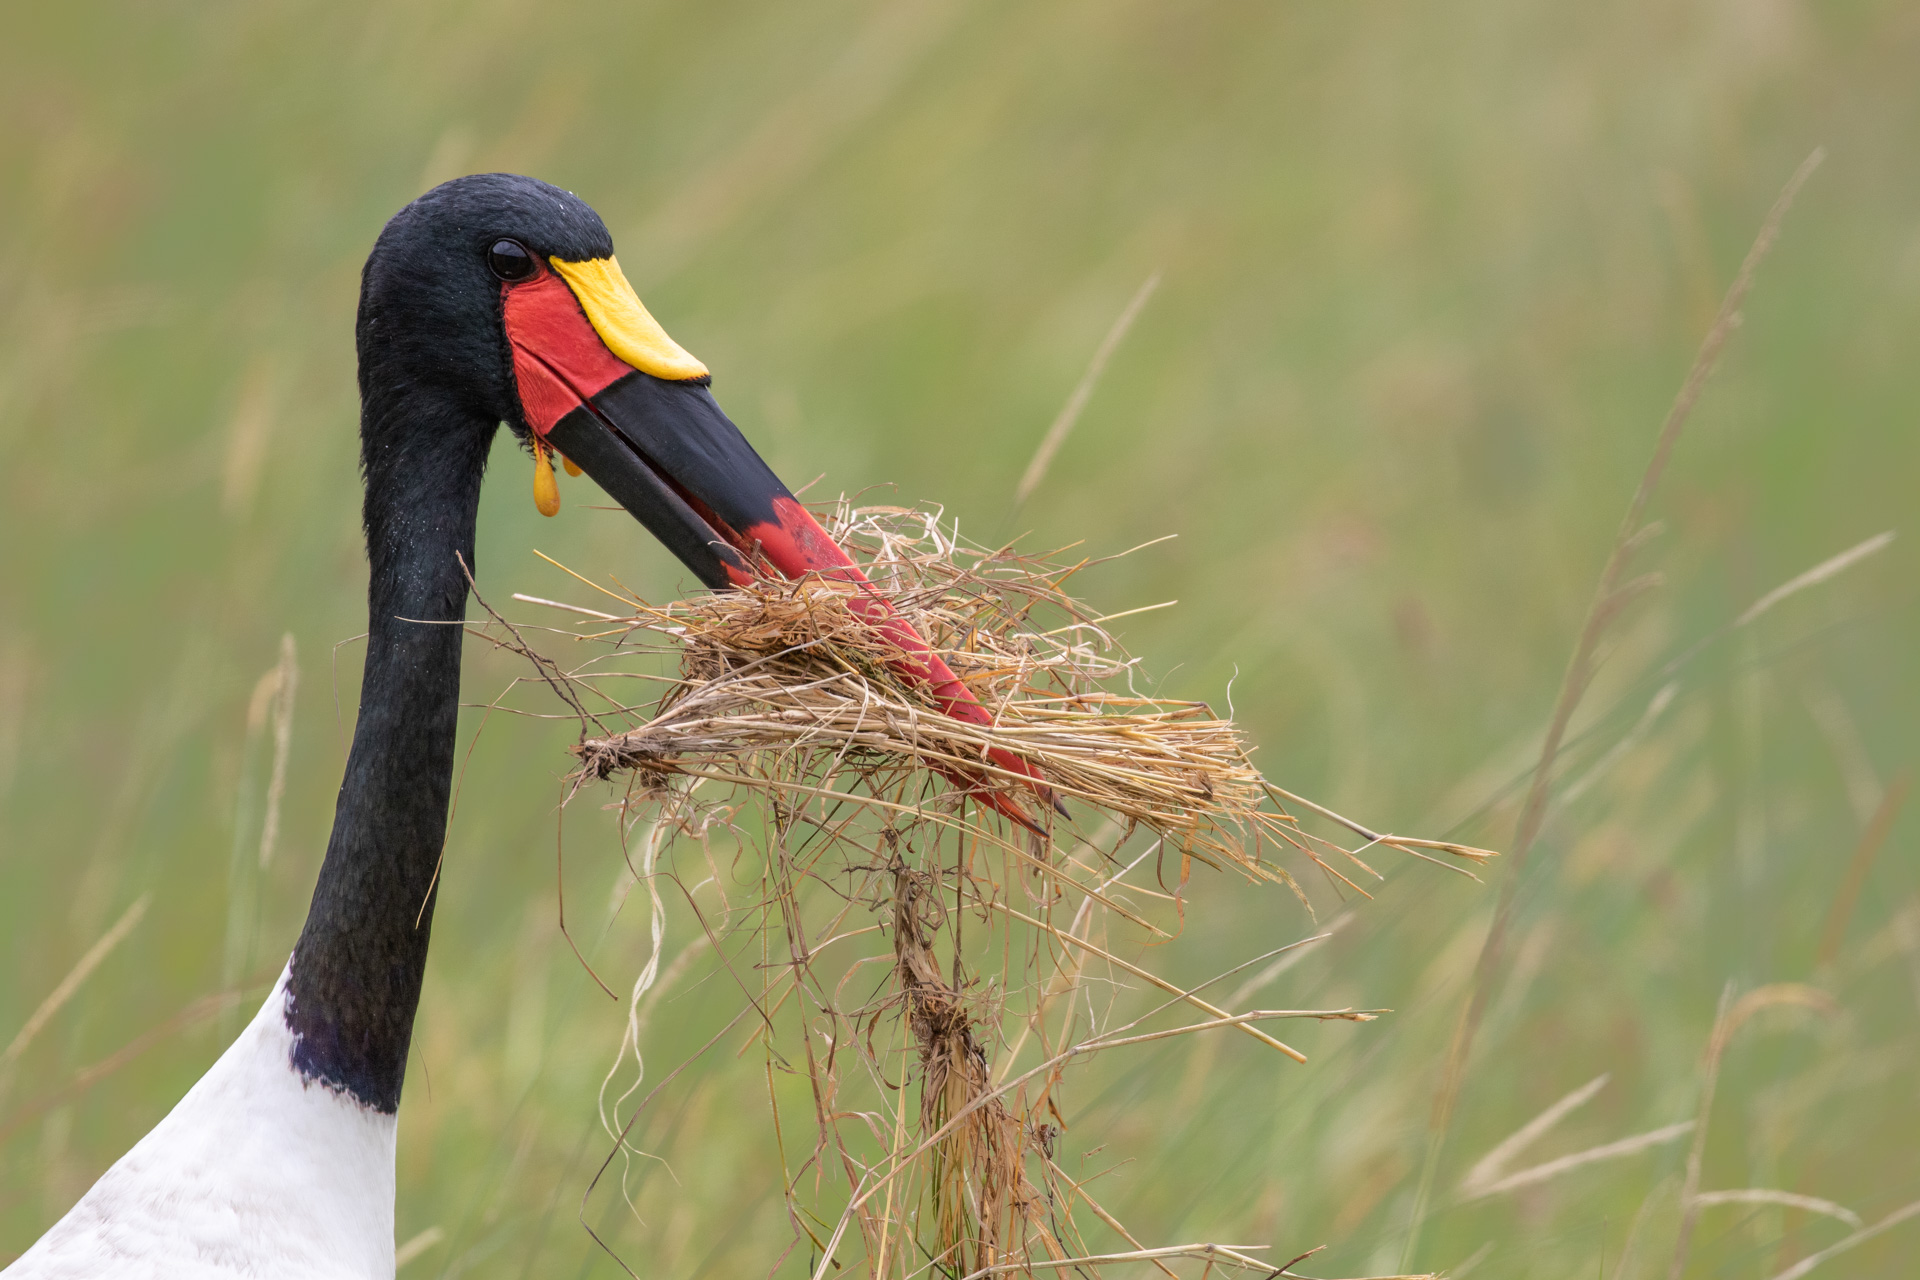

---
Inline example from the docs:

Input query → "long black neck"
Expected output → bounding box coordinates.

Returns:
[285,394,496,1112]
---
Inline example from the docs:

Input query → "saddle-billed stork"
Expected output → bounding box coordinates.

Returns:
[4,173,1042,1278]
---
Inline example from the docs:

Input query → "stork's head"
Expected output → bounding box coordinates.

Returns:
[357,172,843,590]
[356,173,1054,820]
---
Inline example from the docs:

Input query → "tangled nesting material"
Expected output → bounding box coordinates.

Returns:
[553,503,1489,895]
[497,501,1492,1280]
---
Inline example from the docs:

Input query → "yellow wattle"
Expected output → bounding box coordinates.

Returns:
[533,444,560,517]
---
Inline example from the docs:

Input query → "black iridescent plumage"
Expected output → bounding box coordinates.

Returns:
[287,174,615,1110]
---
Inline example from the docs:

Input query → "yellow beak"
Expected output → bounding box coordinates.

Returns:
[548,255,709,383]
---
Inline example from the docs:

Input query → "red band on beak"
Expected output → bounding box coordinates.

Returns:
[745,496,1056,824]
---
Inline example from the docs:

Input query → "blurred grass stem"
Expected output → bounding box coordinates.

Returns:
[1764,1198,1920,1280]
[1815,770,1910,967]
[222,635,297,1041]
[1668,982,1836,1279]
[1,894,151,1083]
[1400,146,1824,1270]
[1011,272,1160,515]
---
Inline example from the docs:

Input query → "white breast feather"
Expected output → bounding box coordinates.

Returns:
[3,964,397,1279]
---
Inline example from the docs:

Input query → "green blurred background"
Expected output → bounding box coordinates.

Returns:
[3,1,1917,1276]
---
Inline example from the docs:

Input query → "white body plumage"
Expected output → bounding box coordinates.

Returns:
[4,966,396,1280]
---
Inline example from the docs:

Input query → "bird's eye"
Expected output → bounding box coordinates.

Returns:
[487,238,538,282]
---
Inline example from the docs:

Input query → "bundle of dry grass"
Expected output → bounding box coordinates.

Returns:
[548,503,1489,892]
[493,501,1493,1280]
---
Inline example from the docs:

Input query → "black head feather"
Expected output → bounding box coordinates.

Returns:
[355,172,615,465]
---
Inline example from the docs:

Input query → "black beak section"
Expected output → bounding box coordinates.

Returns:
[545,381,756,590]
[547,371,819,591]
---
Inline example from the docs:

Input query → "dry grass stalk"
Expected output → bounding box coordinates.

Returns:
[1400,147,1825,1270]
[488,501,1487,1279]
[1765,1199,1920,1280]
[1,893,150,1073]
[1668,983,1837,1280]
